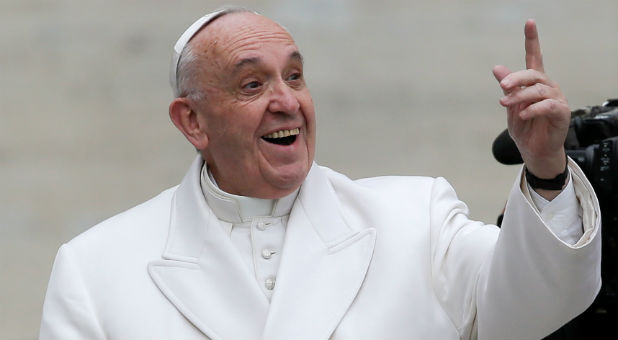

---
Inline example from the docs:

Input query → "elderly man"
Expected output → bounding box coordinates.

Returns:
[40,7,601,340]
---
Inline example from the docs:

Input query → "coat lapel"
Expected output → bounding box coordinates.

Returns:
[262,164,377,339]
[148,156,269,339]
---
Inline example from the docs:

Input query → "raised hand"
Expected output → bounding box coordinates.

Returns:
[492,19,570,195]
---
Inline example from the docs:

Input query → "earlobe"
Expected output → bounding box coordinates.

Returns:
[169,99,209,150]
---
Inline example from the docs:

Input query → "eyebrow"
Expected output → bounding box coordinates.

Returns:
[233,57,260,72]
[289,51,303,64]
[231,51,304,74]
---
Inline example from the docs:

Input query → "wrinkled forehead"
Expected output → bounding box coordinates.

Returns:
[170,10,299,95]
[192,12,297,62]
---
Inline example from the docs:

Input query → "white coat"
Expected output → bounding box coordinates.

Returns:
[40,156,601,339]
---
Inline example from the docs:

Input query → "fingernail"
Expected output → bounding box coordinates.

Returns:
[501,79,511,88]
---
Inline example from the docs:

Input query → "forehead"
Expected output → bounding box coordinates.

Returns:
[192,12,298,68]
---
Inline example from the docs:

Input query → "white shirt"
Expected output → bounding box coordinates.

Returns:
[526,172,584,245]
[200,165,298,300]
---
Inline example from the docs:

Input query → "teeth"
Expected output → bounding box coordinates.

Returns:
[264,128,299,139]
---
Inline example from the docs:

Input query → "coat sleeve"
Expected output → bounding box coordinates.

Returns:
[429,159,601,340]
[39,243,106,340]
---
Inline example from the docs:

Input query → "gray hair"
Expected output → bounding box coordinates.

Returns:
[176,43,204,101]
[174,6,253,101]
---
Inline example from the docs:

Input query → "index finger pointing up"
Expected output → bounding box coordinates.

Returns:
[525,19,545,72]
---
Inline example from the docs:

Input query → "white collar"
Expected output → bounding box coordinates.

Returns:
[200,163,298,223]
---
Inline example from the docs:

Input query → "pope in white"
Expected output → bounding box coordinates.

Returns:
[40,7,601,340]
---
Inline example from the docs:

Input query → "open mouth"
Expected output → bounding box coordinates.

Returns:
[261,128,300,146]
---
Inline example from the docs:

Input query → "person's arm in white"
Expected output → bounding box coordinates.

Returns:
[39,244,105,340]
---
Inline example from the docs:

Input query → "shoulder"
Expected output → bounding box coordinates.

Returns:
[314,165,468,226]
[318,164,441,198]
[67,186,178,254]
[313,165,457,225]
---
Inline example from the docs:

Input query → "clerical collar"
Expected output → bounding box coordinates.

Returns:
[200,163,299,223]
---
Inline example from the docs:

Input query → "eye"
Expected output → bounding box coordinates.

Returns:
[242,80,261,90]
[286,72,301,82]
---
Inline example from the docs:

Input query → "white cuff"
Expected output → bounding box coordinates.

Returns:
[525,171,584,245]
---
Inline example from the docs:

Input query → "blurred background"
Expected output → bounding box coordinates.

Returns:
[1,0,616,338]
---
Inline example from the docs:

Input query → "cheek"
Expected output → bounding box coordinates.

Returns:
[301,99,317,136]
[300,92,315,118]
[210,116,261,152]
[203,96,270,149]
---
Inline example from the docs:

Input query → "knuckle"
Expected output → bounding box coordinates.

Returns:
[535,84,546,97]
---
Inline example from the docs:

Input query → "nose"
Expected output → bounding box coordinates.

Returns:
[267,80,300,114]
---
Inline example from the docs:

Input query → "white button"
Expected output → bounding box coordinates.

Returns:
[256,222,271,231]
[265,277,276,290]
[261,248,275,259]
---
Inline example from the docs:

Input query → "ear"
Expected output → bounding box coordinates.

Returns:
[169,98,209,150]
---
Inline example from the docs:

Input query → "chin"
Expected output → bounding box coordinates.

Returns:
[263,164,310,197]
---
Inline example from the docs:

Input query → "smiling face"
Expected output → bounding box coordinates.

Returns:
[177,12,316,198]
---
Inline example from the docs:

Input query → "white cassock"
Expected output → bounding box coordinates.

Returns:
[40,155,601,340]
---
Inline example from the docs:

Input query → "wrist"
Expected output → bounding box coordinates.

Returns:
[522,149,567,179]
[524,156,569,191]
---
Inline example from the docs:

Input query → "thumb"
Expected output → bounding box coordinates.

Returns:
[492,65,511,83]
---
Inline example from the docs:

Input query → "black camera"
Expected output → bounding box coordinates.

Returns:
[565,99,618,198]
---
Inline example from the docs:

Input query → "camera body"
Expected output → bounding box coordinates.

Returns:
[566,99,618,199]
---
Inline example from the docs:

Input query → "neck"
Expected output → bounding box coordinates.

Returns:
[200,164,298,223]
